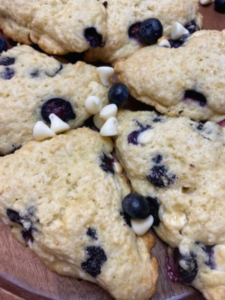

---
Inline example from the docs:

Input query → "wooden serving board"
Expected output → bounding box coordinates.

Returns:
[0,3,225,300]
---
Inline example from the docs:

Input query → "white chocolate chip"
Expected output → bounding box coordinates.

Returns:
[33,121,55,141]
[85,96,102,115]
[100,117,118,136]
[97,66,114,86]
[179,259,190,271]
[49,113,70,134]
[171,22,189,40]
[99,104,118,120]
[157,37,171,48]
[163,212,187,230]
[138,130,154,145]
[93,113,105,129]
[200,0,214,5]
[131,215,154,236]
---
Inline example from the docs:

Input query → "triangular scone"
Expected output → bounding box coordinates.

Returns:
[115,110,225,300]
[115,30,225,121]
[86,0,202,64]
[0,45,109,156]
[0,0,106,54]
[0,128,158,300]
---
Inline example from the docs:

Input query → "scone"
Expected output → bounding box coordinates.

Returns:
[85,0,202,64]
[0,44,109,156]
[115,110,225,300]
[0,0,106,54]
[115,30,225,121]
[0,127,158,300]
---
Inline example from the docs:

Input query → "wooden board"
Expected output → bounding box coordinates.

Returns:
[0,3,225,300]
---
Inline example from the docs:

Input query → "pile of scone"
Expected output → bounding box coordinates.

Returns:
[0,1,225,300]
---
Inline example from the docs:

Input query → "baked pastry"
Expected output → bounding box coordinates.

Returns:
[0,0,106,54]
[85,0,202,64]
[115,30,225,122]
[115,110,225,300]
[0,44,109,156]
[0,127,158,300]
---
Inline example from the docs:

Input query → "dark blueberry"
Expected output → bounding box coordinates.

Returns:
[169,34,189,48]
[152,154,163,164]
[2,67,14,80]
[22,228,34,243]
[100,153,114,174]
[0,56,15,66]
[41,98,76,124]
[128,22,142,41]
[146,196,160,226]
[0,36,7,53]
[139,18,163,45]
[185,21,200,35]
[147,165,175,188]
[166,248,198,284]
[84,27,103,48]
[108,83,129,108]
[7,209,22,225]
[86,228,98,240]
[215,0,225,13]
[184,90,207,107]
[122,193,151,219]
[128,124,151,145]
[103,1,108,8]
[81,246,107,277]
[120,211,131,227]
[201,244,215,269]
[152,117,162,123]
[30,70,40,78]
[197,122,204,130]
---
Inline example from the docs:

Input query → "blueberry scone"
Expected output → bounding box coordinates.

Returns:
[0,128,158,300]
[85,0,202,64]
[0,45,109,156]
[0,0,106,54]
[115,110,225,300]
[115,30,225,121]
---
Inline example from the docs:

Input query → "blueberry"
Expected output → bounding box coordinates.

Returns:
[146,196,160,226]
[147,165,176,188]
[128,124,151,145]
[185,21,200,34]
[22,228,34,243]
[169,34,189,48]
[197,122,204,130]
[81,246,107,277]
[108,83,129,108]
[7,209,22,225]
[152,154,163,164]
[86,228,98,240]
[41,98,76,124]
[0,36,7,53]
[198,244,215,269]
[215,0,225,13]
[128,22,142,41]
[152,117,162,123]
[2,67,14,80]
[184,90,207,107]
[30,70,40,78]
[100,153,115,174]
[139,18,163,45]
[122,193,151,219]
[166,248,198,284]
[0,56,15,66]
[84,27,103,47]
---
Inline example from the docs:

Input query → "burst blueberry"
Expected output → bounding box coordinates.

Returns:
[41,98,76,124]
[81,246,107,277]
[0,56,15,66]
[215,0,225,13]
[108,83,129,108]
[139,18,163,45]
[185,21,200,34]
[2,67,14,80]
[122,193,151,219]
[147,165,176,188]
[86,228,98,240]
[7,208,22,225]
[84,27,103,47]
[0,36,7,53]
[100,153,115,174]
[128,124,151,145]
[128,22,142,41]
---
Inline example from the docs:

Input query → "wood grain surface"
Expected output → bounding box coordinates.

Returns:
[0,3,225,300]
